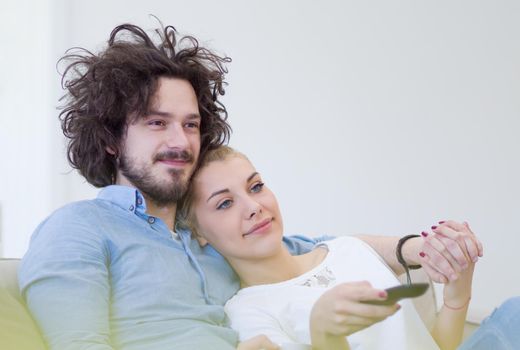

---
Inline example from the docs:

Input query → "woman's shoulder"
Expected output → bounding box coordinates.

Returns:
[316,236,391,270]
[315,235,368,252]
[225,284,281,314]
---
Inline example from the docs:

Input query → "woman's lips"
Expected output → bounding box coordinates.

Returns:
[244,218,273,236]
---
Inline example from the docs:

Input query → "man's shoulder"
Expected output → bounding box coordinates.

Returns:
[30,198,119,241]
[20,200,114,278]
[54,198,99,212]
[48,197,121,220]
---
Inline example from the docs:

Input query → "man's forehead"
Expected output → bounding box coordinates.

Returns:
[146,109,201,119]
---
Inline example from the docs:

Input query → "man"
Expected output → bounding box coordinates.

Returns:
[19,22,480,350]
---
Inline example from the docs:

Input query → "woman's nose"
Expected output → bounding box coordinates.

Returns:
[246,201,262,219]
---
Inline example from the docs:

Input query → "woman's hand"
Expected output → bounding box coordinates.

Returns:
[426,222,479,350]
[442,260,474,309]
[419,220,482,284]
[309,281,399,349]
[237,335,279,350]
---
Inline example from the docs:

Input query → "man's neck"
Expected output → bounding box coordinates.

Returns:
[115,179,178,230]
[144,199,177,231]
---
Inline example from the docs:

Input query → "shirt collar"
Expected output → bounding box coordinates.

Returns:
[97,185,147,214]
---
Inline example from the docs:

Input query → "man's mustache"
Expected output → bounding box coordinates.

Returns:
[154,150,194,163]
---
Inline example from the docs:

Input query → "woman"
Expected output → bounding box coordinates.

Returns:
[178,146,513,350]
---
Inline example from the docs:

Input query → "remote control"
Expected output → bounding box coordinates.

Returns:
[362,283,429,305]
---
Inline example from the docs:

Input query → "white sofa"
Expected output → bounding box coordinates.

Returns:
[1,258,21,300]
[0,258,46,349]
[0,258,476,349]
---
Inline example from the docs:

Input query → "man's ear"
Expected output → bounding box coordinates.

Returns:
[106,146,116,156]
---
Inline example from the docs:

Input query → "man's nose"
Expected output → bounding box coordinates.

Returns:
[165,123,189,149]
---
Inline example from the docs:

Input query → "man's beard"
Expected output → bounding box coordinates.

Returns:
[119,150,194,207]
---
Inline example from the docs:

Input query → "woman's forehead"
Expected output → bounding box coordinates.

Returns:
[195,157,256,190]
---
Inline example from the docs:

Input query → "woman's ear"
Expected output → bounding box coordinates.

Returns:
[196,235,208,247]
[192,226,208,246]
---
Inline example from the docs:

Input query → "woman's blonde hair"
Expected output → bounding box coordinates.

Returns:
[176,145,248,237]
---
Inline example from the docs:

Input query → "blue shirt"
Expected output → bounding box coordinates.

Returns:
[19,185,323,350]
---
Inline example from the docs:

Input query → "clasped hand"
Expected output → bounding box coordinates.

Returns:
[419,220,482,307]
[419,220,482,285]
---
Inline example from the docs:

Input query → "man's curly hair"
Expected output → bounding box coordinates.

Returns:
[59,22,232,187]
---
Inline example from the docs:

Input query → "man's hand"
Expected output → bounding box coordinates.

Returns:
[419,220,483,283]
[237,335,279,350]
[310,281,399,349]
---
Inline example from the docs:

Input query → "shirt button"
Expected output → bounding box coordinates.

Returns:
[137,197,143,205]
[148,217,155,224]
[129,205,134,211]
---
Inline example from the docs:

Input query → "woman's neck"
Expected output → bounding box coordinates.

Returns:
[229,245,328,288]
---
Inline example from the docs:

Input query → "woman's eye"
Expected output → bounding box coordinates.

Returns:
[217,199,232,210]
[251,182,264,193]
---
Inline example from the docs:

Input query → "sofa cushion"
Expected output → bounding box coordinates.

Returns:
[0,287,47,349]
[0,259,46,349]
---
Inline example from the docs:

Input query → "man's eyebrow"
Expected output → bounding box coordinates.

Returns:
[146,110,201,119]
[146,109,170,117]
[186,113,202,120]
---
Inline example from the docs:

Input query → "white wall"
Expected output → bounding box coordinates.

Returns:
[1,0,518,319]
[0,0,55,257]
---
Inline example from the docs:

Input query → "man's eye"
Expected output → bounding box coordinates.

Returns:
[185,122,200,129]
[251,182,264,193]
[148,120,166,127]
[217,199,232,210]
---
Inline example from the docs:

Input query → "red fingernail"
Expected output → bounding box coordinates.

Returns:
[431,225,437,230]
[438,221,445,224]
[379,291,387,298]
[419,252,426,258]
[421,231,428,237]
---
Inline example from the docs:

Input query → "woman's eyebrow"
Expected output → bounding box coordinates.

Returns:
[206,172,259,202]
[207,189,229,203]
[247,172,259,182]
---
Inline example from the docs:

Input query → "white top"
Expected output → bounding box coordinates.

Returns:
[225,236,439,350]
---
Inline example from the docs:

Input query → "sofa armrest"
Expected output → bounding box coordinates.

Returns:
[0,258,47,349]
[0,258,22,300]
